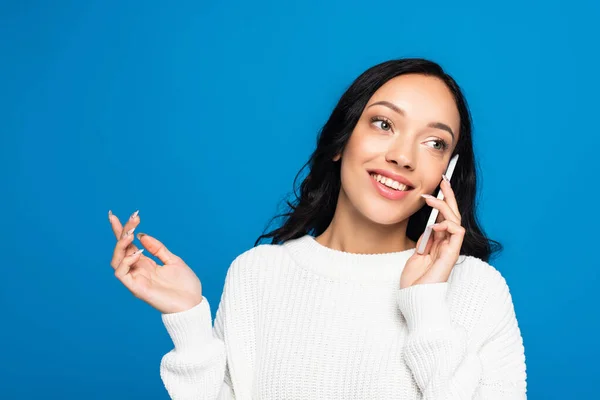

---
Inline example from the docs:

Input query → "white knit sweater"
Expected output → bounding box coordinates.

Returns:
[159,234,527,399]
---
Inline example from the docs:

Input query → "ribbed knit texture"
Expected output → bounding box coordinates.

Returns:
[159,234,527,399]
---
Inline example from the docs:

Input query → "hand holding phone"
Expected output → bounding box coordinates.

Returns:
[416,154,459,254]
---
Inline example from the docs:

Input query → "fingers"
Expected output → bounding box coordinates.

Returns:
[108,210,124,238]
[108,210,141,257]
[108,210,141,270]
[439,178,461,222]
[137,233,179,265]
[431,219,466,250]
[422,192,460,225]
[110,227,137,269]
[114,248,145,280]
[109,210,140,241]
[110,228,137,269]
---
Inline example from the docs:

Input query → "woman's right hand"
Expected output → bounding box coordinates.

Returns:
[108,210,203,314]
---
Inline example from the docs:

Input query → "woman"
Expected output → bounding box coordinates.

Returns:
[108,58,527,399]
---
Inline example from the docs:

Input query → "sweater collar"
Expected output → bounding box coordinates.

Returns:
[282,234,416,286]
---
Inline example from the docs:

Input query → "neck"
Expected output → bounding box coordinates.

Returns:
[315,190,417,255]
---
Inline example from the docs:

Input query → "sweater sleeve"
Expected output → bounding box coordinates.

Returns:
[159,296,234,400]
[159,249,261,399]
[397,275,527,399]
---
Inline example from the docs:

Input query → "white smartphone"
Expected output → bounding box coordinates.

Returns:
[416,153,460,254]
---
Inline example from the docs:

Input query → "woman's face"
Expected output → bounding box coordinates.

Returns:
[335,73,461,226]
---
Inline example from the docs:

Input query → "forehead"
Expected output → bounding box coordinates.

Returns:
[367,74,461,133]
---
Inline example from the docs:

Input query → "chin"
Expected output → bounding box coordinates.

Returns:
[358,201,410,226]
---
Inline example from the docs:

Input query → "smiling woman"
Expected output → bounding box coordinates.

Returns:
[108,58,526,399]
[256,60,500,261]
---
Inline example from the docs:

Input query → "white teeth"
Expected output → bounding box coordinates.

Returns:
[370,174,410,191]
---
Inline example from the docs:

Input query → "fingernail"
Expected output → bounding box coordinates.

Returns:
[108,210,113,221]
[121,227,135,239]
[421,194,436,199]
[136,232,146,240]
[132,248,144,256]
[442,174,450,184]
[130,210,139,220]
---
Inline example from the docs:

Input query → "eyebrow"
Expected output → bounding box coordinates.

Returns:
[367,100,455,142]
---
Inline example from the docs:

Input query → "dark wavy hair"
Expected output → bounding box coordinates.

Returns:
[254,58,502,263]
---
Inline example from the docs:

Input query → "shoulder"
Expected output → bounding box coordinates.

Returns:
[224,242,285,280]
[449,255,511,295]
[229,242,283,267]
[218,243,288,303]
[448,256,518,320]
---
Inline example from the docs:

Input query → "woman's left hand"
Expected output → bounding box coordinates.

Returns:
[400,176,466,289]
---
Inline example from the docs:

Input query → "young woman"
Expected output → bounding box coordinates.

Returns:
[108,58,527,399]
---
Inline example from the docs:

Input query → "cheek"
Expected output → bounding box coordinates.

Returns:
[344,130,386,160]
[421,168,446,192]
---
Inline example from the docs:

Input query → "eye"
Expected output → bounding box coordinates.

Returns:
[426,139,450,152]
[370,116,393,132]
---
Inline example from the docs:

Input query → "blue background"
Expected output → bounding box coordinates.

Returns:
[1,0,597,398]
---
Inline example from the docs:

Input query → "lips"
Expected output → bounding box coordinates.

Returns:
[367,168,415,189]
[369,173,414,191]
[369,172,413,200]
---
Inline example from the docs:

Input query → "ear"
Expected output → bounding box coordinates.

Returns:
[333,153,341,162]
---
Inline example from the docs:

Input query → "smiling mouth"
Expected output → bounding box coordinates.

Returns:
[369,173,414,191]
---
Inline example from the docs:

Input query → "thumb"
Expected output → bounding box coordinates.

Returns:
[136,233,178,265]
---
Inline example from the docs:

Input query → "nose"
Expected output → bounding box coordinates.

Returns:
[385,139,415,171]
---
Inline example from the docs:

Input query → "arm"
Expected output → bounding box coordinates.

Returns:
[397,276,527,399]
[159,296,234,400]
[159,249,261,399]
